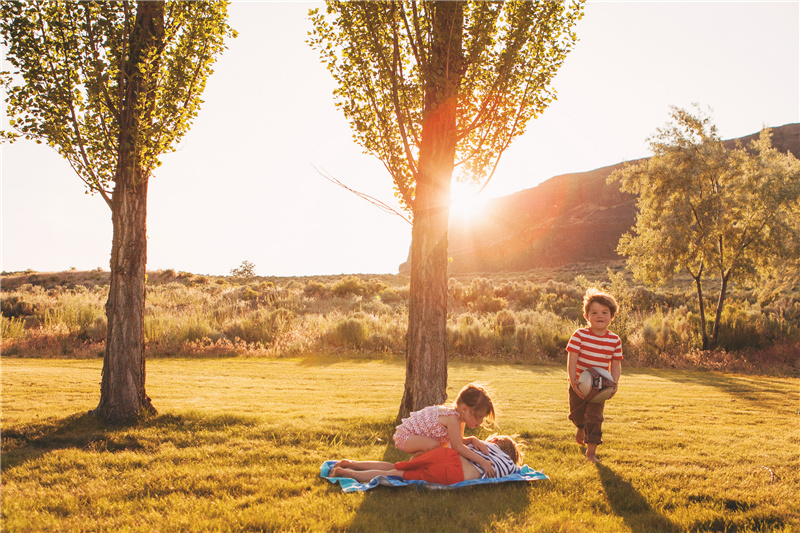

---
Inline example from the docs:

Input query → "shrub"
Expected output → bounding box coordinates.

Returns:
[304,280,330,299]
[330,276,387,298]
[448,314,492,356]
[470,294,507,313]
[495,309,516,337]
[224,308,294,347]
[327,315,369,349]
[509,282,541,309]
[179,317,221,344]
[1,315,26,341]
[1,295,38,318]
[515,311,575,360]
[85,317,107,343]
[377,286,407,304]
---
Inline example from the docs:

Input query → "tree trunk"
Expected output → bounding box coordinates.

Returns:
[399,1,463,420]
[92,1,163,424]
[710,270,731,349]
[691,271,710,351]
[94,168,154,423]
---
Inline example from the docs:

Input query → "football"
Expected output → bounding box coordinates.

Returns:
[577,367,617,403]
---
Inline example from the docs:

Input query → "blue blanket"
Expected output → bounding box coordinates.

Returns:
[320,460,549,493]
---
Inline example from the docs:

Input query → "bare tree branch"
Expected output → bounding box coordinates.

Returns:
[313,165,412,225]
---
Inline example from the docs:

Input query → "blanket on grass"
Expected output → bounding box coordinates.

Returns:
[320,460,549,493]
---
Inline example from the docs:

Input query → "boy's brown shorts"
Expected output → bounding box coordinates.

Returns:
[569,385,605,445]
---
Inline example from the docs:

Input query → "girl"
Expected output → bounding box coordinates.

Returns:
[393,383,497,477]
[330,435,523,484]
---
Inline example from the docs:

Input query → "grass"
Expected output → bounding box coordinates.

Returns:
[1,357,799,532]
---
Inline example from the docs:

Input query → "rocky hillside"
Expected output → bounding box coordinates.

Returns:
[399,123,800,275]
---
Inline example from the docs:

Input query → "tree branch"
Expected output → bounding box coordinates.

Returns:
[313,165,411,225]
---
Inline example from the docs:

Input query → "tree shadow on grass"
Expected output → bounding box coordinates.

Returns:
[2,412,129,472]
[327,444,536,533]
[596,462,680,533]
[0,410,259,473]
[625,368,796,408]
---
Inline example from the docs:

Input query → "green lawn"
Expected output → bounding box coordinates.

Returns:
[1,356,798,532]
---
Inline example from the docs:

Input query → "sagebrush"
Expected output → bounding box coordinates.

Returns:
[1,265,798,374]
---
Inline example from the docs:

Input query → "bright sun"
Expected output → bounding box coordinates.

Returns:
[449,182,490,222]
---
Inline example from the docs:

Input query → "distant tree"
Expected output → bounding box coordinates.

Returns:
[310,1,584,417]
[231,260,257,279]
[609,106,800,350]
[1,1,234,422]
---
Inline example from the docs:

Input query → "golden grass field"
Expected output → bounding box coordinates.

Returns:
[2,356,798,532]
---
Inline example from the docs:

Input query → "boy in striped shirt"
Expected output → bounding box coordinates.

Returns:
[567,288,622,463]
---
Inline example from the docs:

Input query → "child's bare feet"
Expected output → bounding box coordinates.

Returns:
[575,428,585,445]
[330,466,344,477]
[585,443,598,462]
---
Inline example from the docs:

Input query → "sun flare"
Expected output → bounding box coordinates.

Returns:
[449,182,490,222]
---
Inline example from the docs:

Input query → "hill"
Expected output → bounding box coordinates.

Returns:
[400,123,800,275]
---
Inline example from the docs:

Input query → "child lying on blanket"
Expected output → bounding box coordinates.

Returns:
[329,435,523,485]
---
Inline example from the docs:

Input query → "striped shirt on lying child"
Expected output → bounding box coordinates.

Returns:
[467,442,521,478]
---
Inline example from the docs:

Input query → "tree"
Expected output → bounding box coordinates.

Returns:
[1,1,234,422]
[609,106,800,350]
[309,1,584,417]
[231,260,257,279]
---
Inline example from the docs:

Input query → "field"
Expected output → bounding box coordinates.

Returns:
[2,357,798,532]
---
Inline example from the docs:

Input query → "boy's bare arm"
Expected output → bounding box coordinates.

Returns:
[609,359,622,398]
[567,351,582,397]
[611,359,622,382]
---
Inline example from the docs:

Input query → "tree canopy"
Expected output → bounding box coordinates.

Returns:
[609,105,800,349]
[309,0,584,212]
[1,0,234,206]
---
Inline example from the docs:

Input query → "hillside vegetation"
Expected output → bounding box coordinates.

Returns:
[2,264,798,375]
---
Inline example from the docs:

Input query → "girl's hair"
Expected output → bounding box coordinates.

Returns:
[583,287,619,317]
[454,383,495,421]
[487,435,523,466]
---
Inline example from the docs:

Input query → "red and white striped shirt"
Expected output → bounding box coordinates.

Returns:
[566,327,622,379]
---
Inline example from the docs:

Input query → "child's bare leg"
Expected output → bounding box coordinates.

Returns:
[331,467,403,483]
[585,443,599,463]
[333,460,394,471]
[400,435,441,455]
[575,427,585,445]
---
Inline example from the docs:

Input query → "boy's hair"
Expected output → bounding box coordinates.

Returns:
[487,435,523,466]
[455,383,495,421]
[583,287,618,317]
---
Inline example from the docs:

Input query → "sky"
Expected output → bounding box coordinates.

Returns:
[2,1,798,277]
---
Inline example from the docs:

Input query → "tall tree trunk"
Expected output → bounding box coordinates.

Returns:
[95,167,154,423]
[710,269,731,349]
[399,1,463,420]
[92,1,163,423]
[691,270,710,351]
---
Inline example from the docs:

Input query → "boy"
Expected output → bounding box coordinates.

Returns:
[329,435,523,484]
[567,287,622,462]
